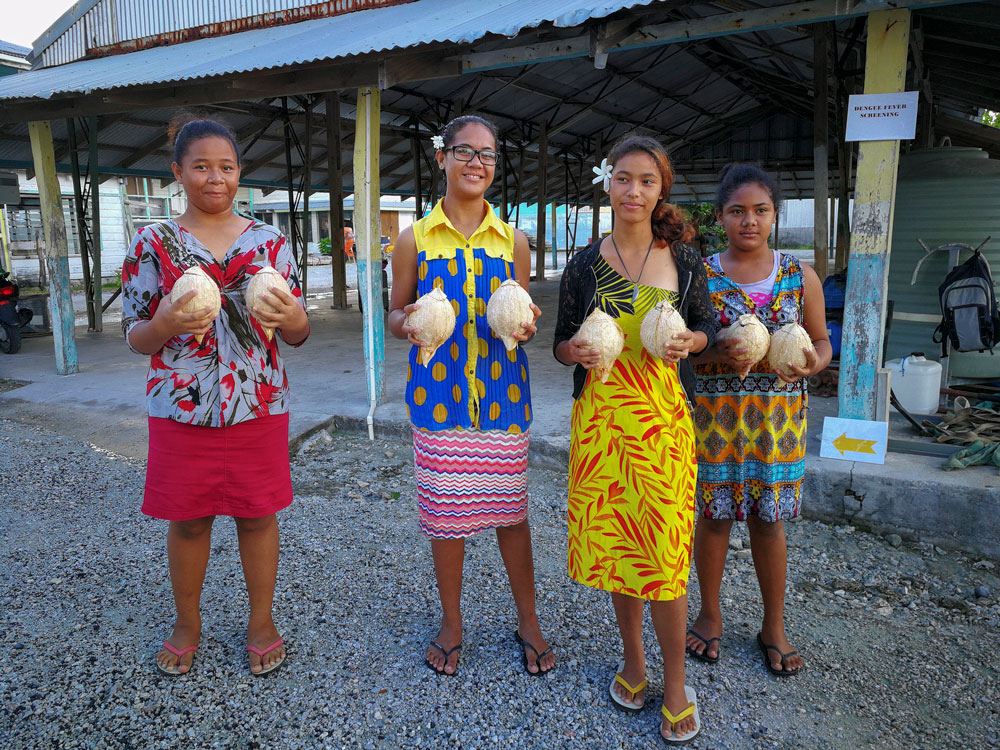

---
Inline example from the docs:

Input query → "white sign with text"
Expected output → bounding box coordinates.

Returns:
[845,91,919,142]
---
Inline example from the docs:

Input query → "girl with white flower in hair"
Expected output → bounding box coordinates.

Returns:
[388,115,554,677]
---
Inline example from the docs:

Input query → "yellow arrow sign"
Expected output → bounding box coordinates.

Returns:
[833,433,878,455]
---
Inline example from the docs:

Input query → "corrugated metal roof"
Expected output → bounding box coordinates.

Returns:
[0,0,656,102]
[0,41,31,58]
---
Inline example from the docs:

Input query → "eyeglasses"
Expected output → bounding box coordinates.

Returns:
[446,145,499,166]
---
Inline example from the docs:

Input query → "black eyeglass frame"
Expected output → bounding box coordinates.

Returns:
[444,145,500,166]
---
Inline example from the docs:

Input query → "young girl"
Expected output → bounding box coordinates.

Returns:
[121,116,309,677]
[686,164,831,676]
[388,115,555,678]
[554,135,717,745]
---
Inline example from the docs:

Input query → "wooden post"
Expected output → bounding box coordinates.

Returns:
[838,8,910,421]
[591,132,603,243]
[534,120,547,282]
[500,135,509,222]
[301,103,311,299]
[327,93,348,309]
[813,25,830,281]
[28,120,78,375]
[551,201,558,269]
[354,87,384,404]
[835,137,853,271]
[67,119,95,331]
[411,132,423,220]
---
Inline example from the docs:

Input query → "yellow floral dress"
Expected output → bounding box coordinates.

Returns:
[568,256,697,601]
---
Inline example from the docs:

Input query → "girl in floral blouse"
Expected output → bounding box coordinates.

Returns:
[121,116,309,677]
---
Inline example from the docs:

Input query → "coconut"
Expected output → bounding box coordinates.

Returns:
[408,287,456,366]
[577,308,624,384]
[767,322,814,377]
[245,265,291,341]
[170,265,220,344]
[640,299,688,359]
[486,279,534,351]
[717,313,771,375]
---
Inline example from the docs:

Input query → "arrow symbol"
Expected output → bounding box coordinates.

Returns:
[833,433,878,455]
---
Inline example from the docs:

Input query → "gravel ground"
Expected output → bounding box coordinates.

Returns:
[2,419,999,749]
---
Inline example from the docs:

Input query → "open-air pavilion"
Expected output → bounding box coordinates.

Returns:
[1,0,999,423]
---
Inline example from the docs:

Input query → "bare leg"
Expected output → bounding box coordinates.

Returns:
[747,516,803,673]
[157,516,214,673]
[426,537,464,674]
[235,514,284,674]
[496,520,555,673]
[610,592,646,707]
[650,595,697,740]
[685,517,732,660]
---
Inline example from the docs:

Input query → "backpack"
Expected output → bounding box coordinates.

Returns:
[933,248,1000,355]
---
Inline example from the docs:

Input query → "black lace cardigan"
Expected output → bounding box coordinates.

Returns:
[552,239,719,402]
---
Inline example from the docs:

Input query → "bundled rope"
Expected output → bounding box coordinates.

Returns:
[922,404,1000,473]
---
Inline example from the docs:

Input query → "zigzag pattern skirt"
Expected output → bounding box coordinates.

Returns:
[412,426,530,539]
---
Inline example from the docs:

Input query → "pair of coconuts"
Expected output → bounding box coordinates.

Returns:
[407,279,534,366]
[716,314,815,378]
[169,265,290,344]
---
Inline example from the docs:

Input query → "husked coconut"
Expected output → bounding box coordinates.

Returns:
[717,313,771,376]
[767,322,814,377]
[486,279,534,351]
[640,299,688,359]
[577,308,624,384]
[170,265,220,344]
[408,287,456,365]
[245,265,292,341]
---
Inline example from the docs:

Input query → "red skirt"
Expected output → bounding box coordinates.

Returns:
[143,413,293,521]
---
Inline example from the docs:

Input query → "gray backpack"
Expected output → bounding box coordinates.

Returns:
[933,247,1000,355]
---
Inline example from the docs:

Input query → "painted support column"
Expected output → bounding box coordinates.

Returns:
[354,87,384,405]
[534,120,547,282]
[813,25,830,281]
[838,8,910,421]
[591,132,603,243]
[326,93,348,309]
[28,120,78,375]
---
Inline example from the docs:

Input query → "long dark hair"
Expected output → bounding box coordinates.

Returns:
[607,135,694,245]
[713,163,782,214]
[168,114,241,166]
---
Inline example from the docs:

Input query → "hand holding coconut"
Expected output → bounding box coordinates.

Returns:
[768,322,820,383]
[639,299,695,363]
[246,266,306,342]
[570,309,625,383]
[486,279,542,348]
[404,287,457,365]
[716,313,770,378]
[164,265,221,344]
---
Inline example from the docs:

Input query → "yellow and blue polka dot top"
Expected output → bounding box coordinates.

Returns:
[405,200,532,434]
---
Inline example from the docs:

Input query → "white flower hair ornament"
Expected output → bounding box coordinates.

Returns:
[591,157,613,193]
[431,135,445,150]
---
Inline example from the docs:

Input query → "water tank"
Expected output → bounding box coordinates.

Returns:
[887,146,1000,378]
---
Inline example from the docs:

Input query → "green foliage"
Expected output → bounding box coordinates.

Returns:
[319,237,332,256]
[685,202,727,255]
[982,110,1000,129]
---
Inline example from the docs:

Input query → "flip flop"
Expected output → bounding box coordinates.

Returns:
[685,628,720,664]
[513,630,554,676]
[756,633,802,677]
[660,685,700,746]
[609,659,646,713]
[425,641,461,676]
[156,640,197,676]
[247,637,286,676]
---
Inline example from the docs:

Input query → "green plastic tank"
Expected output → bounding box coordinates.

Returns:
[886,145,1000,378]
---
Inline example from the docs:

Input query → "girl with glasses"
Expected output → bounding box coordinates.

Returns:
[388,115,555,678]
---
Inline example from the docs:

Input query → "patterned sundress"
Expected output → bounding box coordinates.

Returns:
[693,252,807,522]
[567,255,697,602]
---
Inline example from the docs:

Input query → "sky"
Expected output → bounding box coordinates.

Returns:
[3,0,78,49]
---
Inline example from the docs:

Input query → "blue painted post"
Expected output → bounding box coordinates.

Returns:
[354,87,385,405]
[838,9,910,420]
[28,120,79,375]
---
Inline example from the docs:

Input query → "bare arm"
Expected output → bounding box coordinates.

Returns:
[386,227,427,346]
[778,262,833,383]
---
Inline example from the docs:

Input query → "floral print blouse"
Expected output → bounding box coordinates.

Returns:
[121,219,306,427]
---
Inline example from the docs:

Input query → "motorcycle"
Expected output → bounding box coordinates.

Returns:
[0,270,33,354]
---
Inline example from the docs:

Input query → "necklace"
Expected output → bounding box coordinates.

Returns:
[610,232,655,303]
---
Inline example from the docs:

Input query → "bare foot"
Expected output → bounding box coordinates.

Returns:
[516,616,555,674]
[612,658,646,709]
[247,620,284,674]
[685,612,721,661]
[157,621,200,675]
[425,623,462,675]
[758,627,803,674]
[660,682,697,741]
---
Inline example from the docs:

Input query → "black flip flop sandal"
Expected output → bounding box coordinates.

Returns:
[514,630,554,676]
[685,628,720,664]
[425,641,461,676]
[756,633,802,677]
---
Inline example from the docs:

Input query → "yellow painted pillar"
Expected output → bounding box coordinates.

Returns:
[838,9,910,420]
[28,120,79,375]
